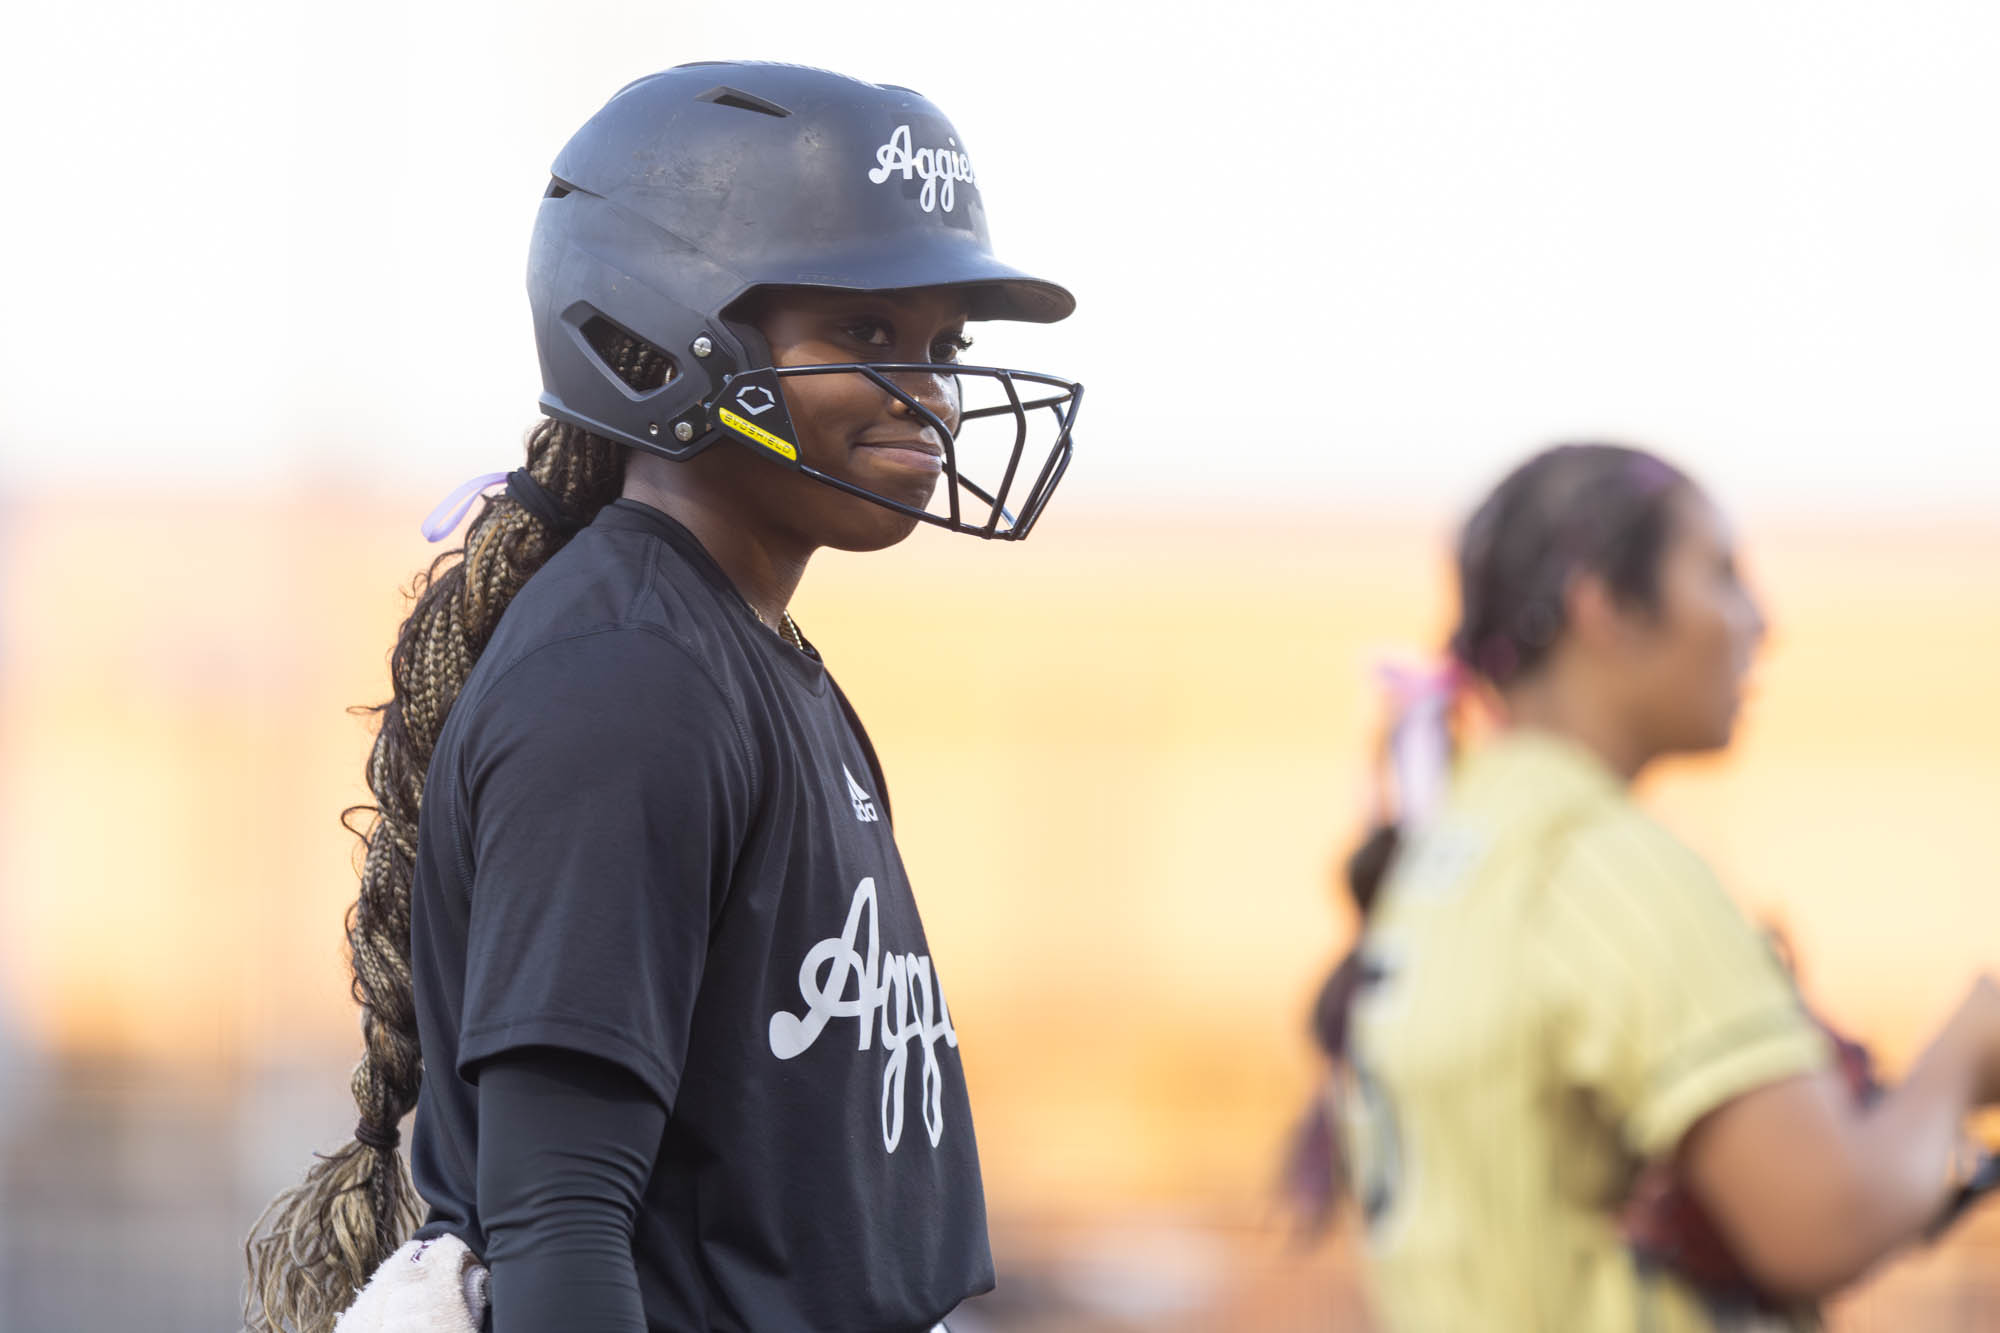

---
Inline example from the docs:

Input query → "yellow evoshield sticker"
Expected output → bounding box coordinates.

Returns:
[719,407,797,461]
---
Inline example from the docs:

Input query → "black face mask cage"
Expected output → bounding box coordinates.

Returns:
[717,363,1082,541]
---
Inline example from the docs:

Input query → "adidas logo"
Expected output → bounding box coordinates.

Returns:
[843,764,880,822]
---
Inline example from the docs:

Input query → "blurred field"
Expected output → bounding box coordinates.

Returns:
[1,486,1997,1329]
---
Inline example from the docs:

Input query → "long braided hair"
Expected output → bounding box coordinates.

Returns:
[244,332,668,1333]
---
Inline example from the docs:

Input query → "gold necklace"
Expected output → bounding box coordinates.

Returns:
[757,606,805,652]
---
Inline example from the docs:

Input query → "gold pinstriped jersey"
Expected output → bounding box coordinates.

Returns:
[1342,731,1831,1332]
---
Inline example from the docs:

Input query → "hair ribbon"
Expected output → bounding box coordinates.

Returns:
[419,471,509,542]
[1374,659,1466,830]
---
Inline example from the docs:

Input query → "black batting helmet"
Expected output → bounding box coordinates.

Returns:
[528,61,1082,539]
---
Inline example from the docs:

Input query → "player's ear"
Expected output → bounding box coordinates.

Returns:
[1565,570,1627,659]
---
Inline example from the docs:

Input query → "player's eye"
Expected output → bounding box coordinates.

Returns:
[932,331,973,363]
[839,318,894,349]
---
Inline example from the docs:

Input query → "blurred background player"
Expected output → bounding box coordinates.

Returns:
[1327,442,2000,1330]
[243,62,1080,1333]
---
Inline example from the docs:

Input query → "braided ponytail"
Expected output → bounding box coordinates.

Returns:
[245,335,667,1333]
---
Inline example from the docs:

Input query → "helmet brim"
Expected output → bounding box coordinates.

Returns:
[728,230,1075,324]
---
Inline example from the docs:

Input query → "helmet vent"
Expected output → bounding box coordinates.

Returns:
[581,315,676,393]
[545,178,574,199]
[696,85,792,118]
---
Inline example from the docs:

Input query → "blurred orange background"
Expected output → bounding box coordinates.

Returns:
[3,488,1996,1328]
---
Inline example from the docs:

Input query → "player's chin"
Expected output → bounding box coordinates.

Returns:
[817,491,930,552]
[1687,698,1745,755]
[813,471,938,551]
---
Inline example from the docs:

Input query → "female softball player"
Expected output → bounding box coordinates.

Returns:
[1339,443,2000,1331]
[244,62,1081,1333]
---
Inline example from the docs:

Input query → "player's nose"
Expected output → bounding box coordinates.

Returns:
[884,369,959,436]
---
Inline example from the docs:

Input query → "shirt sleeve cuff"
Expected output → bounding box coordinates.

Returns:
[459,1016,679,1111]
[1629,1008,1833,1159]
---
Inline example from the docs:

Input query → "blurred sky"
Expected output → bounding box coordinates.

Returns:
[3,0,1998,516]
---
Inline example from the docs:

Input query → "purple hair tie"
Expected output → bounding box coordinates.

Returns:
[1374,658,1466,830]
[420,471,509,542]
